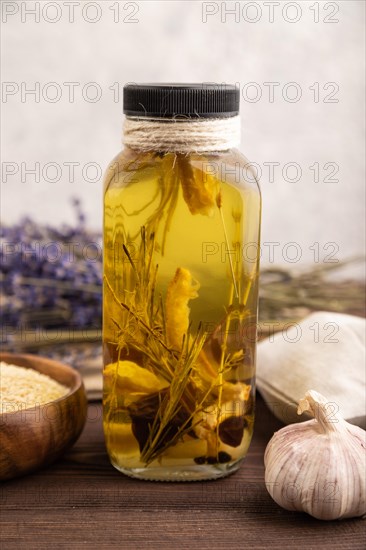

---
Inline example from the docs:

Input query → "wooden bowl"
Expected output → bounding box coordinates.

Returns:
[0,352,88,481]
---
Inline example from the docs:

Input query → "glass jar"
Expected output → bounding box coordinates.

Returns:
[103,84,261,481]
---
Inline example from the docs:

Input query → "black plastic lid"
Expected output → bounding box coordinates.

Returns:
[123,83,239,118]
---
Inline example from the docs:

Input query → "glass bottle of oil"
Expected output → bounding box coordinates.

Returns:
[103,84,261,480]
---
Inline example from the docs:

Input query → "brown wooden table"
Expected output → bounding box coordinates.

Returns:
[1,395,365,549]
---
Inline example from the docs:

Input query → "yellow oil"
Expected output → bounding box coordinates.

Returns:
[103,149,261,480]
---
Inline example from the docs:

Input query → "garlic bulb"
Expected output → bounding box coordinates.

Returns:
[264,390,366,520]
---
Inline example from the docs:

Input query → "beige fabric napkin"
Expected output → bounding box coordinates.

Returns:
[256,311,366,428]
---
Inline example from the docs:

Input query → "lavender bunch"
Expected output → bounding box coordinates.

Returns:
[1,199,102,348]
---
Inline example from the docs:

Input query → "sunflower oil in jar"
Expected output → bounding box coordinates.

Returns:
[103,84,261,480]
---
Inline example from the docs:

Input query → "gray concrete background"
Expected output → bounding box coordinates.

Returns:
[1,1,365,268]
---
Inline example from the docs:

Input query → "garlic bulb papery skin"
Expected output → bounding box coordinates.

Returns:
[264,390,366,520]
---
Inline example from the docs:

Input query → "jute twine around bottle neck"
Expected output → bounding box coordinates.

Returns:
[123,116,241,153]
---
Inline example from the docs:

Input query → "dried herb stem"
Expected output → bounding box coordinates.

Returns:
[217,195,239,299]
[215,282,235,455]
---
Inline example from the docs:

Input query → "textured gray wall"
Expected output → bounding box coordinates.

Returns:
[1,1,365,268]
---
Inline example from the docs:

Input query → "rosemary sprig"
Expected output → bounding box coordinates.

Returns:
[140,325,208,464]
[104,231,214,461]
[104,274,173,355]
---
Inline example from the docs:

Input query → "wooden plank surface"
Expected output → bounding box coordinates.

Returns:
[1,395,365,549]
